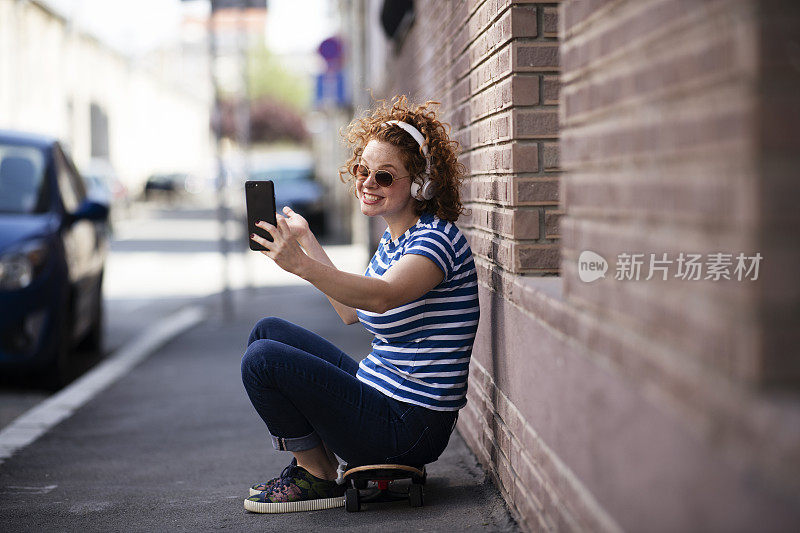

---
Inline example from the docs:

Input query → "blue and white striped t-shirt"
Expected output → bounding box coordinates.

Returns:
[356,212,480,411]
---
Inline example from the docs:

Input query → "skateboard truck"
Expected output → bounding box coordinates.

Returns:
[342,463,427,512]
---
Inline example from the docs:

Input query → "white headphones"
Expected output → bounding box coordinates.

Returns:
[383,120,436,200]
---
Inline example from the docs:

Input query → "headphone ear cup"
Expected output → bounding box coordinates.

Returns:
[410,180,421,200]
[420,179,436,200]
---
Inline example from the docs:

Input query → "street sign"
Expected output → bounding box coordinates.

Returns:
[315,71,348,108]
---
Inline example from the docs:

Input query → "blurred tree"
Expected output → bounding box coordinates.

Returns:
[215,98,309,144]
[213,43,311,144]
[247,44,311,112]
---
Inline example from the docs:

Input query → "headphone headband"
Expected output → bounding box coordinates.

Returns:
[384,120,428,157]
[382,119,436,200]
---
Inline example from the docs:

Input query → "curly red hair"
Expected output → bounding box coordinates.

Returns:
[339,95,466,222]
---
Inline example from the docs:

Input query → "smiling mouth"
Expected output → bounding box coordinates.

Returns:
[361,192,383,204]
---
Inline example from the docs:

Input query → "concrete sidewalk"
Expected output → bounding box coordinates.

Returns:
[0,285,517,532]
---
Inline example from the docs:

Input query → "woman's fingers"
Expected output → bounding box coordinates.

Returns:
[249,231,270,250]
[283,206,294,215]
[276,216,291,235]
[255,220,280,239]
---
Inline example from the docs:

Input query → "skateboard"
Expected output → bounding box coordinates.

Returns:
[342,463,427,512]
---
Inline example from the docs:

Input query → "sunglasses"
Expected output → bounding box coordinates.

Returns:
[352,163,411,188]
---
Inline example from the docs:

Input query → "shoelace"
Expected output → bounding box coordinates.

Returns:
[273,460,301,491]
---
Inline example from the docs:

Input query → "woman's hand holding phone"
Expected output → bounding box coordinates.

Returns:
[277,206,311,244]
[251,217,309,276]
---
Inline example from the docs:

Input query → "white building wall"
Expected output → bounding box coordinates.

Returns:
[0,0,212,193]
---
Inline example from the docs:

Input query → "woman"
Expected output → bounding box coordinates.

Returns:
[241,96,479,514]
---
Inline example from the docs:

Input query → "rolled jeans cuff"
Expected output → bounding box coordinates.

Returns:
[271,430,322,452]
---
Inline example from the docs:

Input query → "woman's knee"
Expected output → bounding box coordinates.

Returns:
[241,339,283,383]
[248,316,292,345]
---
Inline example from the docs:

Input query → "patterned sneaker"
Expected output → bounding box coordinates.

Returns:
[244,461,345,513]
[249,458,298,496]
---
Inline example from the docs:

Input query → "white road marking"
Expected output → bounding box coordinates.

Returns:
[2,485,58,494]
[0,306,206,465]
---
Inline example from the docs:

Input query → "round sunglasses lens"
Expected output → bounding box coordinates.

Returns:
[352,164,366,177]
[375,170,394,187]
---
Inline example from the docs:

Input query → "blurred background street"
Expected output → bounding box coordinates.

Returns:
[0,0,364,417]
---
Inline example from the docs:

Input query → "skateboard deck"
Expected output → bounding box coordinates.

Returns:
[342,464,427,512]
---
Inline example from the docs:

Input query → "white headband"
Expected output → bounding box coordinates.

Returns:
[383,120,430,176]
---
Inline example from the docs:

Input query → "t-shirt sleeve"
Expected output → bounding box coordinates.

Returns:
[404,228,456,280]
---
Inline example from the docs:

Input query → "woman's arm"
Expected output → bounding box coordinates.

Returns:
[298,253,443,313]
[252,217,444,315]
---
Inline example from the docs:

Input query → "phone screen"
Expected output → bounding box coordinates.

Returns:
[245,180,277,251]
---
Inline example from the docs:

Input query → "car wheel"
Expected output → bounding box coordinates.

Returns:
[43,303,74,390]
[78,275,104,355]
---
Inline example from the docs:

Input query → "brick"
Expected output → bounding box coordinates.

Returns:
[466,230,535,271]
[512,75,541,106]
[473,110,514,145]
[544,209,563,238]
[467,142,539,178]
[513,42,560,71]
[466,143,514,174]
[543,6,559,37]
[471,44,513,92]
[542,75,560,105]
[518,243,560,270]
[561,109,750,168]
[471,176,514,204]
[563,0,617,33]
[452,76,470,105]
[511,141,539,172]
[470,79,513,122]
[562,36,740,120]
[514,109,559,138]
[542,142,560,170]
[510,6,538,39]
[514,208,540,239]
[562,172,745,225]
[470,7,537,68]
[470,75,540,122]
[517,178,559,204]
[468,0,514,45]
[465,204,539,239]
[450,101,470,131]
[452,18,470,57]
[561,0,728,74]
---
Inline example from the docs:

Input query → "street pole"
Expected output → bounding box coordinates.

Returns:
[208,8,234,320]
[238,6,254,291]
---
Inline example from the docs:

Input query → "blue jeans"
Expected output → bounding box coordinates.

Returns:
[240,317,459,466]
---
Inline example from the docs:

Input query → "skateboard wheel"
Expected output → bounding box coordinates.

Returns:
[409,483,424,507]
[346,487,361,512]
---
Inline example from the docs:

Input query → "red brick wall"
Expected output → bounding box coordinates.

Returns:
[383,0,562,277]
[757,1,800,385]
[372,0,800,530]
[560,0,764,385]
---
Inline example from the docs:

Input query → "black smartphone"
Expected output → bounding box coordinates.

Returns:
[245,180,277,251]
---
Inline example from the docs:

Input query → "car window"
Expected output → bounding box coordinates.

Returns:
[55,146,86,212]
[0,143,47,214]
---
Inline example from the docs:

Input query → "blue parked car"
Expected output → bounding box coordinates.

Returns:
[0,130,109,388]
